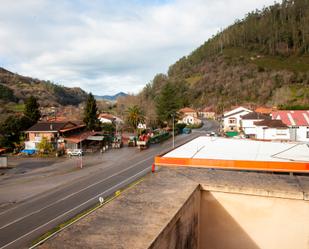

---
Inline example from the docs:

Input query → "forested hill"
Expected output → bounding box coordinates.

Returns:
[140,0,309,114]
[0,67,88,107]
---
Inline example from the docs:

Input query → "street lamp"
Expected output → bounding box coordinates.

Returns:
[80,133,83,169]
[171,113,175,148]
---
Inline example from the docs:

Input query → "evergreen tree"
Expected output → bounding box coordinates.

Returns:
[24,96,41,124]
[83,93,98,130]
[156,82,181,124]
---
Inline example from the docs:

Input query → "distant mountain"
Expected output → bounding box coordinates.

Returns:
[95,92,128,101]
[0,67,88,107]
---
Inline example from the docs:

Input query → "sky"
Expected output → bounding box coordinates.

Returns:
[0,0,276,95]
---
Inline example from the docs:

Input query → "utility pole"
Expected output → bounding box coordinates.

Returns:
[172,114,175,148]
[80,134,83,169]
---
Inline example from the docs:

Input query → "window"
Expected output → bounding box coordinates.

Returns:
[228,118,236,124]
[307,131,309,138]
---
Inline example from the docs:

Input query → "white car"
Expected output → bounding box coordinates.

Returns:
[67,149,83,157]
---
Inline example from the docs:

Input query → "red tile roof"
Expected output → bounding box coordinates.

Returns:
[272,110,309,126]
[179,107,197,113]
[255,107,276,114]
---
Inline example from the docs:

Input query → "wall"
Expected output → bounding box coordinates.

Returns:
[28,132,56,141]
[149,187,200,249]
[290,126,309,142]
[200,191,309,249]
[256,127,290,140]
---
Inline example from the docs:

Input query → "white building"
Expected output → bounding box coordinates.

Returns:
[222,106,252,132]
[272,110,309,142]
[179,107,198,118]
[98,113,123,125]
[179,115,202,126]
[241,112,270,137]
[254,119,290,141]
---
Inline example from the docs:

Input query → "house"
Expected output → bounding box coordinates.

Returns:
[179,107,198,118]
[199,107,216,119]
[98,113,123,125]
[179,115,202,126]
[25,121,85,150]
[272,110,309,142]
[254,119,290,141]
[222,106,252,132]
[241,112,270,137]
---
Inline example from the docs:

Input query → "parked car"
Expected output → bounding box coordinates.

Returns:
[67,149,83,157]
[183,127,192,134]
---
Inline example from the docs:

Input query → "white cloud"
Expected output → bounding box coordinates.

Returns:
[0,0,277,95]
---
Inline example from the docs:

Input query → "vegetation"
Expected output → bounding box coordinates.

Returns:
[125,105,145,133]
[0,67,87,111]
[37,137,53,154]
[24,96,41,125]
[155,82,181,125]
[0,84,18,102]
[0,115,32,149]
[118,0,309,121]
[101,123,116,134]
[83,93,99,131]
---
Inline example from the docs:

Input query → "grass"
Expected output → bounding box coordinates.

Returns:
[185,75,203,85]
[6,103,24,112]
[223,47,309,72]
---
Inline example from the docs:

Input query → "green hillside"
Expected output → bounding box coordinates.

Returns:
[138,0,309,116]
[0,67,88,117]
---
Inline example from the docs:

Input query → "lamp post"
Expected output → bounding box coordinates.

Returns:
[171,113,175,148]
[80,134,83,169]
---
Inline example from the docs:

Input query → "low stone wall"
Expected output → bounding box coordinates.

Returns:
[0,156,8,168]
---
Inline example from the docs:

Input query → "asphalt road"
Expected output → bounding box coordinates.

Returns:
[0,120,219,249]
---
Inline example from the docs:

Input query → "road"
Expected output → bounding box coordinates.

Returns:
[0,120,219,249]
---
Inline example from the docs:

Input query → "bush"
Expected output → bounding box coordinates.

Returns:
[37,137,53,154]
[186,122,203,129]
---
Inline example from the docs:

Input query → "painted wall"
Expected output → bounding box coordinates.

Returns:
[290,126,309,142]
[28,132,56,141]
[200,191,309,249]
[255,127,290,140]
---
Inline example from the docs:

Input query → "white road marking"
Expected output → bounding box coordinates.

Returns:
[0,167,151,249]
[0,155,153,230]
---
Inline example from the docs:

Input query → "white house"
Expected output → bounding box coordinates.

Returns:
[272,110,309,142]
[222,106,252,132]
[98,113,124,125]
[179,107,198,118]
[254,119,290,141]
[179,115,202,126]
[241,112,270,137]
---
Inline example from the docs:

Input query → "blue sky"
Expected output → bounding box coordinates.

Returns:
[0,0,276,95]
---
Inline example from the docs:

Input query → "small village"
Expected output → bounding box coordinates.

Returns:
[1,103,308,166]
